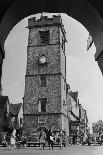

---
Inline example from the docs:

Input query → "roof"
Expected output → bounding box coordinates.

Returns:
[70,91,78,103]
[0,96,9,110]
[9,103,22,116]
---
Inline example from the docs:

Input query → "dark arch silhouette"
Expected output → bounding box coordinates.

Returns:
[0,0,103,91]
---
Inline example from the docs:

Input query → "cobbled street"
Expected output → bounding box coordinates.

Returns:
[0,145,103,155]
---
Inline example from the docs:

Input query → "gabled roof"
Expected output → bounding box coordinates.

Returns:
[9,103,22,116]
[0,95,9,110]
[70,91,78,103]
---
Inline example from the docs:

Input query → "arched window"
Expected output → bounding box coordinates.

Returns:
[40,75,46,87]
[38,98,47,112]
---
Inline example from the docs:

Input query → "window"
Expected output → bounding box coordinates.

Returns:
[61,36,65,51]
[40,75,46,87]
[39,30,50,44]
[11,117,15,122]
[38,98,47,112]
[63,100,66,106]
[38,116,46,123]
[64,82,65,91]
[20,118,23,126]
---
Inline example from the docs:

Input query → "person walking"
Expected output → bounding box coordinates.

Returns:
[10,129,16,149]
[38,130,46,149]
[46,128,54,149]
[59,130,63,149]
[49,133,54,149]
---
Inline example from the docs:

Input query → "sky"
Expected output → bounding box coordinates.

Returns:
[2,13,103,126]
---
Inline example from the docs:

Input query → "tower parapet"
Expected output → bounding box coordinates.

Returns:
[28,15,67,42]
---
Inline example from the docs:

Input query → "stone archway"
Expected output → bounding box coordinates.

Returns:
[0,0,103,91]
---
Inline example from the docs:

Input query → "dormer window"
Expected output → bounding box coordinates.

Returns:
[39,30,50,44]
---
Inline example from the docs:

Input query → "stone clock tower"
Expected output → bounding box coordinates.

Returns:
[23,15,69,136]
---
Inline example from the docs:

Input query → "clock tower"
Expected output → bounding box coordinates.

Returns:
[23,15,69,137]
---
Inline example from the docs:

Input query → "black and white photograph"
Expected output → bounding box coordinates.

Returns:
[0,0,103,155]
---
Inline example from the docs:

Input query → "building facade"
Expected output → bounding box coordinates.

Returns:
[9,103,23,130]
[23,15,69,136]
[79,104,88,137]
[66,90,80,136]
[0,96,9,132]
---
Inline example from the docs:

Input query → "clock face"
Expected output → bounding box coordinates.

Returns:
[39,56,47,64]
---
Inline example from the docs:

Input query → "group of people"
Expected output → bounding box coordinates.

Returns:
[70,131,91,146]
[2,128,64,149]
[2,129,27,149]
[3,129,17,149]
[38,129,63,149]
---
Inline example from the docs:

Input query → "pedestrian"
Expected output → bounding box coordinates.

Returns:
[59,130,63,149]
[38,130,46,149]
[49,133,54,149]
[82,134,87,145]
[10,129,16,149]
[5,132,11,148]
[46,129,52,149]
[21,135,27,148]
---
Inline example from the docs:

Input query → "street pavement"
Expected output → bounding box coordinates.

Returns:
[0,145,103,155]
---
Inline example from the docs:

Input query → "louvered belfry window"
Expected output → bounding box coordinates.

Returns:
[39,30,50,44]
[38,98,47,113]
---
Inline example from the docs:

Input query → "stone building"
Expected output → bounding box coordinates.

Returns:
[66,90,80,136]
[0,96,9,132]
[9,103,23,130]
[79,103,88,137]
[23,15,69,136]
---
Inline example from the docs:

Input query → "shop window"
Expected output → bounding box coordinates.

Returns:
[39,30,50,44]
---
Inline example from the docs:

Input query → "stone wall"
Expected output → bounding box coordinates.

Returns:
[28,26,59,46]
[23,114,62,135]
[26,45,60,75]
[24,74,61,114]
[23,15,69,137]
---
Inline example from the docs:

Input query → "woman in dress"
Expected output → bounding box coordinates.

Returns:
[10,129,16,149]
[39,130,46,149]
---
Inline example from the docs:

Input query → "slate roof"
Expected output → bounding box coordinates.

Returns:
[70,91,78,103]
[0,96,9,110]
[9,103,22,116]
